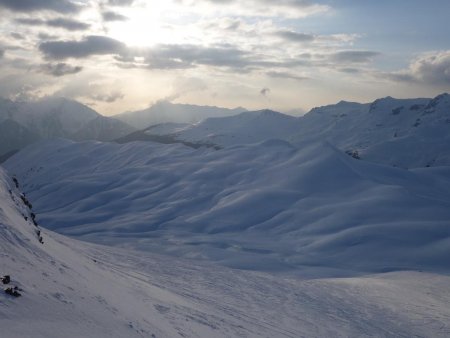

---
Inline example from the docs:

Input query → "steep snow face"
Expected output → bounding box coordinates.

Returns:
[14,97,100,137]
[2,167,450,338]
[0,97,137,158]
[5,139,450,274]
[71,115,136,142]
[114,101,246,129]
[145,110,301,147]
[289,94,450,168]
[0,120,41,158]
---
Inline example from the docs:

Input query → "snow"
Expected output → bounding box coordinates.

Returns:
[2,93,450,337]
[114,100,246,129]
[5,138,450,275]
[145,109,301,147]
[141,94,450,168]
[1,167,450,337]
[0,97,136,157]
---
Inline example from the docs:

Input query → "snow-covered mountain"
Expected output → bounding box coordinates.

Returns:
[70,115,136,142]
[5,138,450,274]
[138,93,450,168]
[2,166,450,338]
[142,109,301,147]
[0,97,135,160]
[3,93,450,337]
[289,93,450,168]
[0,119,41,158]
[114,100,246,129]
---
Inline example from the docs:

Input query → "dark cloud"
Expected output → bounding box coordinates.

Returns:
[114,43,308,72]
[16,17,90,31]
[381,72,416,82]
[107,0,135,6]
[0,49,4,58]
[39,36,126,59]
[266,71,308,81]
[38,32,59,40]
[90,92,124,102]
[330,51,380,63]
[142,44,253,70]
[102,11,128,21]
[260,87,270,96]
[338,67,361,74]
[275,30,315,43]
[47,18,90,30]
[10,32,25,40]
[181,0,320,10]
[0,0,80,13]
[39,62,83,76]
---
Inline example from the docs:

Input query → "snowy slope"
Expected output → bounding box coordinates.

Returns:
[0,97,136,157]
[139,94,450,168]
[0,119,41,160]
[13,97,100,138]
[114,100,246,129]
[2,166,450,337]
[5,139,450,274]
[71,115,136,142]
[289,93,450,168]
[144,110,301,147]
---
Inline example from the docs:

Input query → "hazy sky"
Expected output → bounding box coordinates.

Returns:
[0,0,449,115]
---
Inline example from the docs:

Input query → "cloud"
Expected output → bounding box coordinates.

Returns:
[266,71,308,81]
[0,72,47,100]
[90,91,124,102]
[51,76,125,104]
[330,51,380,63]
[384,51,450,86]
[39,62,83,76]
[39,35,126,59]
[107,0,135,5]
[275,30,315,43]
[408,51,450,86]
[10,32,25,40]
[102,11,128,21]
[338,67,361,74]
[16,17,90,31]
[260,87,270,96]
[175,0,329,18]
[0,0,80,13]
[165,77,207,102]
[139,44,254,70]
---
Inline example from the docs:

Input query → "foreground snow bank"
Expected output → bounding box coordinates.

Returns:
[1,167,450,337]
[5,139,450,274]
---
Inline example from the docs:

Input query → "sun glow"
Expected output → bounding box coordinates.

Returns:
[107,4,188,47]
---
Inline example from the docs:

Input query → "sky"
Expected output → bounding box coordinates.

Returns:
[0,0,449,115]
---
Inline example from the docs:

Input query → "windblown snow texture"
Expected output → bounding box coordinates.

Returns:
[5,138,450,274]
[1,167,450,338]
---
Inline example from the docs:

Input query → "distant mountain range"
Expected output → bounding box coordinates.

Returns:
[0,97,135,160]
[0,98,247,161]
[2,93,449,169]
[113,100,246,128]
[138,93,450,168]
